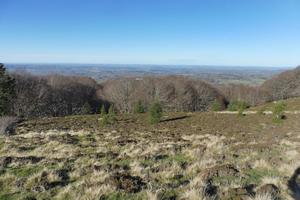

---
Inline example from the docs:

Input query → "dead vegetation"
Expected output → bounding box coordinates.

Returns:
[0,108,300,199]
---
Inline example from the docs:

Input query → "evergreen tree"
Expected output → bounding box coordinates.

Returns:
[134,100,145,113]
[81,102,92,114]
[108,104,116,122]
[149,102,162,124]
[0,64,15,116]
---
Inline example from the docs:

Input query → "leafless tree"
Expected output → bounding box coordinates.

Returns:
[262,67,300,101]
[220,84,271,106]
[100,76,226,113]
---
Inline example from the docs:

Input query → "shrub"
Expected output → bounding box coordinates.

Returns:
[238,102,248,116]
[238,106,245,117]
[273,101,287,122]
[108,104,116,123]
[211,101,222,111]
[99,105,108,127]
[0,116,17,135]
[81,102,92,115]
[149,102,162,124]
[228,101,248,112]
[134,100,145,113]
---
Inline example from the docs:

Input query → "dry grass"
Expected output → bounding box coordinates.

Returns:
[250,193,274,200]
[0,111,300,199]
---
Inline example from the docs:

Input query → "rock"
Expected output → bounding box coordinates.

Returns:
[108,173,145,193]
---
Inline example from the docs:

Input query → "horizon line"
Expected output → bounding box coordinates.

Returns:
[4,62,294,69]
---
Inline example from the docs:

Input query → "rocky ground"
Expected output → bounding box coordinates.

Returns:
[0,110,300,200]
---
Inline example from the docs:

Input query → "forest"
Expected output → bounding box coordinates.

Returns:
[2,63,299,119]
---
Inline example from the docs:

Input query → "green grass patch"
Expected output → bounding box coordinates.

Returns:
[160,189,177,200]
[0,193,20,200]
[7,165,43,178]
[115,159,131,169]
[243,168,280,185]
[0,138,5,152]
[168,174,190,187]
[212,175,241,186]
[103,191,146,200]
[141,154,190,168]
[140,159,156,167]
[168,154,190,165]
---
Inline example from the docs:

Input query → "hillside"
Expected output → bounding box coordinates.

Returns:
[262,66,300,101]
[249,97,300,112]
[1,110,300,199]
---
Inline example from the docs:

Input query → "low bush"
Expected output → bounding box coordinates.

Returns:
[108,105,116,123]
[273,101,287,122]
[99,105,117,127]
[211,101,222,111]
[228,101,249,112]
[134,100,145,113]
[149,102,162,124]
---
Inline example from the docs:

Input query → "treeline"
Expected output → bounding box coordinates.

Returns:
[221,66,300,106]
[8,73,226,117]
[219,84,271,107]
[1,63,300,118]
[100,76,226,113]
[10,71,103,118]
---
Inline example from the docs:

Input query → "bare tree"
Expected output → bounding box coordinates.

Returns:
[262,67,300,101]
[100,76,226,113]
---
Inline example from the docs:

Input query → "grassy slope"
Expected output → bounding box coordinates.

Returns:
[0,110,300,199]
[249,97,300,111]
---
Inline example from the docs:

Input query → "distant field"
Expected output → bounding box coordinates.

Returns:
[6,63,287,86]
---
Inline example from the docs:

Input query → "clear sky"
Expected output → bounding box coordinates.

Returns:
[0,0,299,66]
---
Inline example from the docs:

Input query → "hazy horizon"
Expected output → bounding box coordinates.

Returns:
[4,62,293,69]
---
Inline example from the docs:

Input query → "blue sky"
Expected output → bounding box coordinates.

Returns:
[0,0,299,66]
